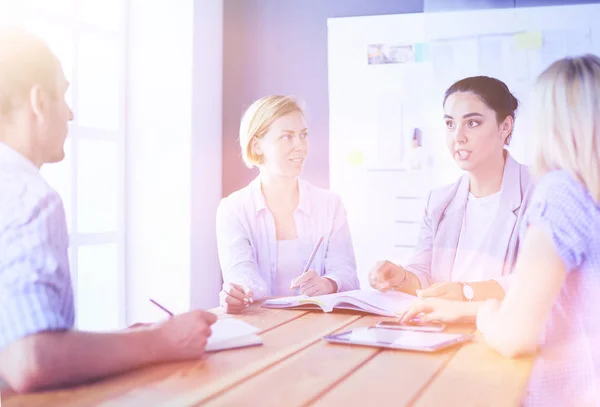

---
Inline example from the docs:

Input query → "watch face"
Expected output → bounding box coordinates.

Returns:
[463,284,475,300]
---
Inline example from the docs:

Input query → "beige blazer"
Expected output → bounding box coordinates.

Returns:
[404,152,534,292]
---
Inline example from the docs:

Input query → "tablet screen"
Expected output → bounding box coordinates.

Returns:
[327,327,472,351]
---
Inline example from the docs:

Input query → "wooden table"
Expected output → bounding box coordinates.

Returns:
[3,304,535,407]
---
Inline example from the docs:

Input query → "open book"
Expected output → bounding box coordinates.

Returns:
[262,289,416,317]
[206,318,263,352]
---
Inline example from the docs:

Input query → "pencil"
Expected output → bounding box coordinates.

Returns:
[149,298,173,316]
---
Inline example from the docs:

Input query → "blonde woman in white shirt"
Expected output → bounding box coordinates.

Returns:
[217,95,359,314]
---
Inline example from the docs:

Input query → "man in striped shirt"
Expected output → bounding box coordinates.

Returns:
[0,26,217,393]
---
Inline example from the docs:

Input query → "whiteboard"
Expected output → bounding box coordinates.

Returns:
[327,4,600,288]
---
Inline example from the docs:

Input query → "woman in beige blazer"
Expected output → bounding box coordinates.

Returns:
[370,76,534,322]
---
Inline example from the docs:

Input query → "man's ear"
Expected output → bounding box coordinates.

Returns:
[29,85,44,119]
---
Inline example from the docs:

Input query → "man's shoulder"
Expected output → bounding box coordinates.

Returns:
[0,165,55,195]
[0,169,62,228]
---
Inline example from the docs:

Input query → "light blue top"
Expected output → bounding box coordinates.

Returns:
[0,142,74,352]
[521,170,600,407]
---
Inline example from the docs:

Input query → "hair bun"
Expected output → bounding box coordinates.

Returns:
[510,94,520,112]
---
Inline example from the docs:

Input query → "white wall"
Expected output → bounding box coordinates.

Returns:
[191,1,224,310]
[126,0,223,324]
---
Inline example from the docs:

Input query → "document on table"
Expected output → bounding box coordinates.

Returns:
[206,318,263,352]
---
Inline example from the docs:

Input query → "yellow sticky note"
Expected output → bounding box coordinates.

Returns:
[514,32,543,50]
[347,150,364,167]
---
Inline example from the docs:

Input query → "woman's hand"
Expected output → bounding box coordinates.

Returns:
[368,260,407,292]
[399,298,479,324]
[417,282,464,301]
[219,282,253,314]
[290,270,337,296]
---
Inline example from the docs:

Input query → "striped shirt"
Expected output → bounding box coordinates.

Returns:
[0,141,74,352]
[521,170,600,407]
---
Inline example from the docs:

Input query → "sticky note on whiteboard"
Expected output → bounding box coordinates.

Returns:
[514,32,543,50]
[347,150,364,166]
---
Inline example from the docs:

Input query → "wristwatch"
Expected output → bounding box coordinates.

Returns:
[460,282,474,302]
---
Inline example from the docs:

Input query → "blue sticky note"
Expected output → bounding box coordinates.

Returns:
[414,43,430,62]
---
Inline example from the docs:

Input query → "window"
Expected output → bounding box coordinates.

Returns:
[1,0,127,331]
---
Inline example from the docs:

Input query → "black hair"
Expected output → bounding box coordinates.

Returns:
[443,76,519,145]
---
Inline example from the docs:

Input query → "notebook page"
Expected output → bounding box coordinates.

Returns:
[207,318,260,349]
[263,295,309,305]
[336,290,416,314]
[206,334,263,352]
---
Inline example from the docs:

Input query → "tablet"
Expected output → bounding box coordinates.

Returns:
[323,327,474,352]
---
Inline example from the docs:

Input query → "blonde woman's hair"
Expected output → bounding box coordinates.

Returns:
[239,95,305,168]
[531,54,600,202]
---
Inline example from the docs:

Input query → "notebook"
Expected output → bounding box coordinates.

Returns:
[262,289,416,317]
[206,318,263,352]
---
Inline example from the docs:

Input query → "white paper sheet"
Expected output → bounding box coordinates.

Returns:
[206,318,262,352]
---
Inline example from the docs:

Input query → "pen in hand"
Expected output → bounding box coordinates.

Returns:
[149,298,173,317]
[302,236,324,274]
[290,236,324,289]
